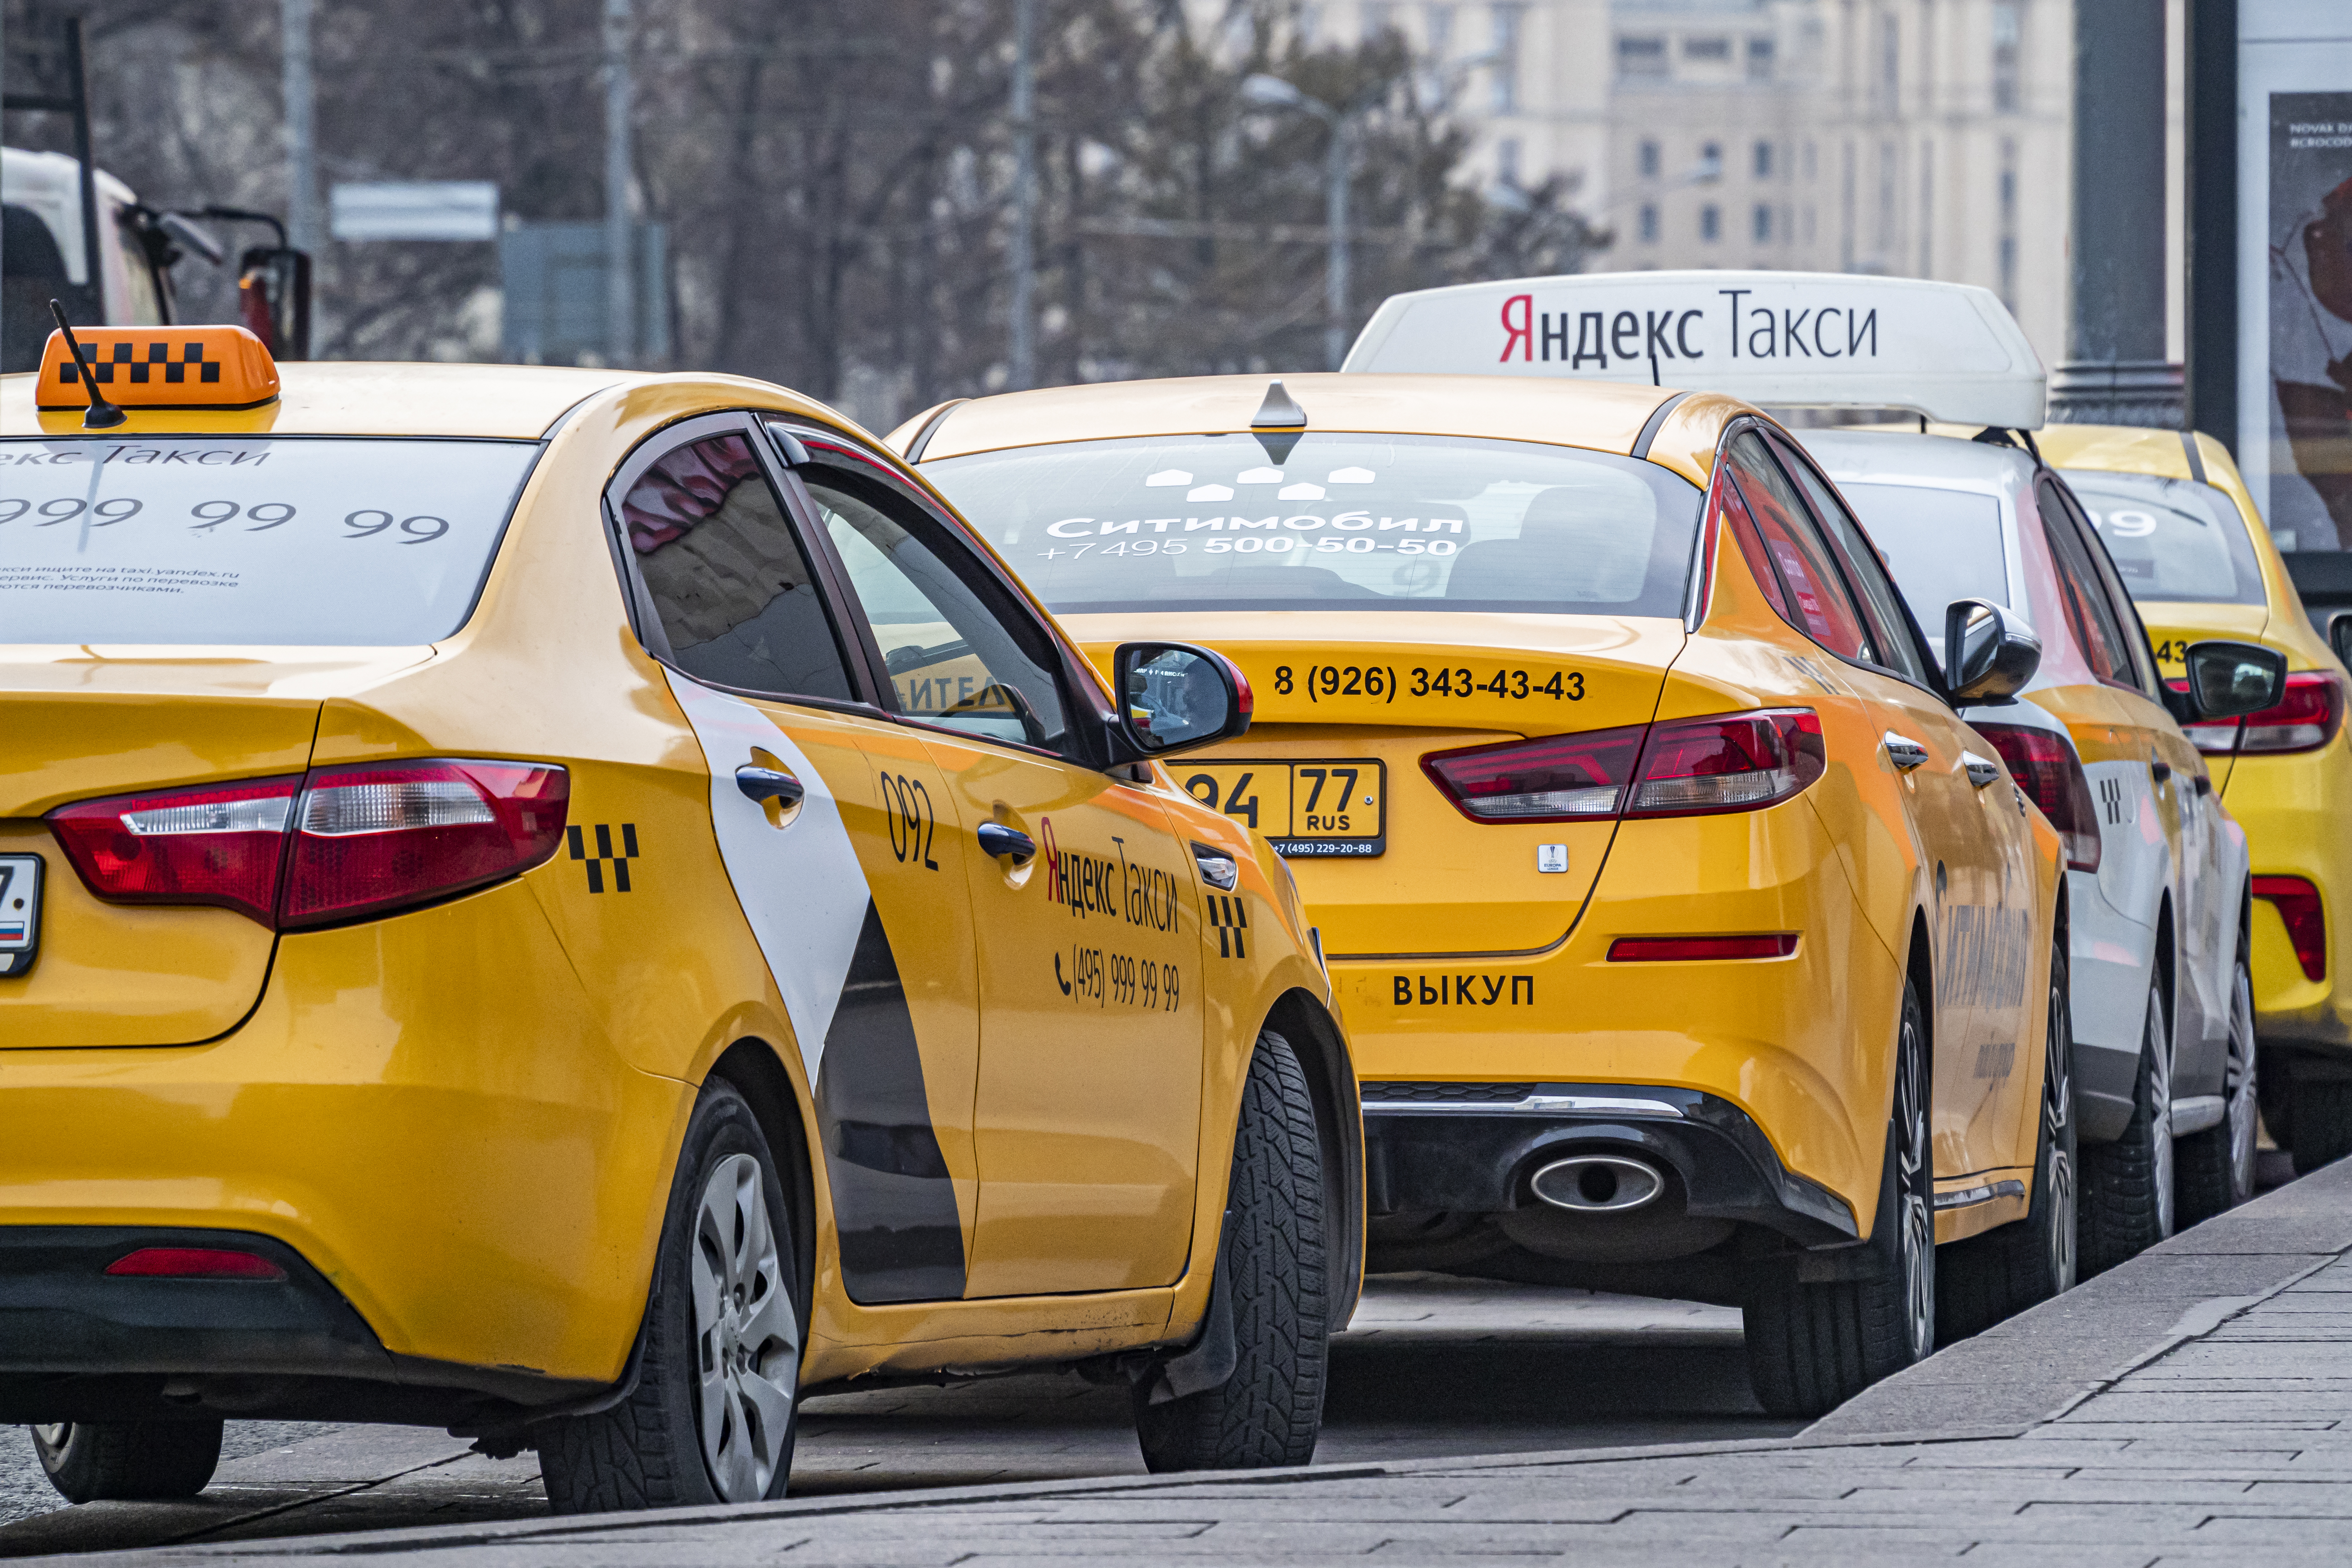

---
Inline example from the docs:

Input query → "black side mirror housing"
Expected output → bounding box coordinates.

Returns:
[1944,598,2042,705]
[2170,640,2288,722]
[1109,642,1253,764]
[2328,614,2352,672]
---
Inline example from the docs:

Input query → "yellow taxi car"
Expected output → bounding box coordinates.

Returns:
[0,324,1359,1511]
[901,285,2072,1415]
[2032,425,2352,1174]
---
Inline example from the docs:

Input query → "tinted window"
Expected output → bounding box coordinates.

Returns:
[2036,480,2136,690]
[1722,431,1875,663]
[923,433,1703,617]
[0,436,536,645]
[2059,468,2267,606]
[1773,438,1932,685]
[802,468,1072,753]
[1834,483,2010,625]
[618,432,854,701]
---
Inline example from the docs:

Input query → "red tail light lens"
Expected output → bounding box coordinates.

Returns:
[281,760,569,927]
[48,777,302,923]
[106,1247,286,1281]
[1625,709,1824,817]
[1423,710,1823,824]
[1971,722,2101,872]
[1423,724,1650,822]
[1608,934,1798,961]
[2253,875,2326,981]
[49,760,568,930]
[2165,671,2345,756]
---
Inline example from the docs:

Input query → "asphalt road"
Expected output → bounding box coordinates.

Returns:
[0,1275,1796,1556]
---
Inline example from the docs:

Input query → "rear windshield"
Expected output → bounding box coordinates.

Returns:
[2056,469,2266,606]
[923,433,1704,617]
[0,436,539,645]
[1834,482,2011,613]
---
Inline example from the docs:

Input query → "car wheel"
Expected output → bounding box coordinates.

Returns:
[537,1079,802,1514]
[2289,1078,2352,1174]
[1131,1028,1328,1471]
[29,1419,223,1502]
[2078,977,2175,1275]
[1745,972,1935,1418]
[2178,956,2259,1222]
[1937,934,2078,1343]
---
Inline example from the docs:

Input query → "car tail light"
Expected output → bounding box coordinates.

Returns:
[2253,875,2326,982]
[1971,723,2101,872]
[1422,724,1650,822]
[1424,710,1823,824]
[48,777,302,924]
[50,760,568,930]
[1608,934,1798,961]
[105,1247,286,1281]
[2165,671,2345,756]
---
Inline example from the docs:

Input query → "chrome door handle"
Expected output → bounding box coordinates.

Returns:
[1962,752,2002,788]
[977,822,1036,861]
[1883,733,1930,771]
[735,765,804,806]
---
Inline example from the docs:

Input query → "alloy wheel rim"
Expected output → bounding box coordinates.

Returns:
[1898,1009,1935,1361]
[2046,973,2078,1292]
[690,1152,799,1503]
[2148,994,2175,1240]
[2226,960,2259,1205]
[31,1424,68,1452]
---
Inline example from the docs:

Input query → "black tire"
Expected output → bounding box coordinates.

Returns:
[1132,1028,1328,1471]
[1744,974,1935,1418]
[537,1079,802,1514]
[2178,956,2259,1222]
[1937,935,2078,1343]
[2078,977,2175,1276]
[2289,1078,2352,1174]
[30,1420,222,1502]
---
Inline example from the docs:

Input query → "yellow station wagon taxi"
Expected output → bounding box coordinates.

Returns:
[2034,424,2352,1173]
[904,280,2074,1415]
[0,325,1358,1511]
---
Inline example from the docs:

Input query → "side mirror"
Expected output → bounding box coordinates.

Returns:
[1944,598,2042,705]
[1111,642,1253,761]
[2177,640,2288,720]
[2329,614,2352,671]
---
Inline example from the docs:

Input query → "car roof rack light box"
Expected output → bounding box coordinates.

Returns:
[1344,270,2046,432]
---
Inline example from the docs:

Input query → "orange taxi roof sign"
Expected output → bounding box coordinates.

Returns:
[36,325,280,412]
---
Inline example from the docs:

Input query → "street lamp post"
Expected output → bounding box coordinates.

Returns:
[1241,74,1359,372]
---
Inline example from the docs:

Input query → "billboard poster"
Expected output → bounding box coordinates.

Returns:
[2265,93,2352,550]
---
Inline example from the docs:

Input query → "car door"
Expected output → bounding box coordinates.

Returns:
[784,442,1209,1299]
[2048,477,2227,1091]
[608,416,983,1304]
[1775,436,2045,1167]
[1720,430,2021,1180]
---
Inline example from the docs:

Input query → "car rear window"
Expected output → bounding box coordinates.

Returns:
[0,436,539,645]
[1833,482,2010,615]
[2056,468,2266,606]
[923,433,1704,617]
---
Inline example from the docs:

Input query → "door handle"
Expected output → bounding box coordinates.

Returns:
[1883,732,1930,771]
[735,765,804,807]
[1962,752,2003,789]
[977,822,1036,861]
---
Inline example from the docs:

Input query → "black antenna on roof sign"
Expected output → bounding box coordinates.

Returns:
[1251,379,1307,428]
[47,299,125,429]
[1649,347,1661,387]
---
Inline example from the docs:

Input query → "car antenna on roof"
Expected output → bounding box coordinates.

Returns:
[2019,427,2043,465]
[1251,379,1307,429]
[46,299,126,430]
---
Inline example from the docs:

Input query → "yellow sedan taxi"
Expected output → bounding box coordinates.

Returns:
[2034,424,2352,1173]
[0,326,1358,1511]
[903,280,2070,1415]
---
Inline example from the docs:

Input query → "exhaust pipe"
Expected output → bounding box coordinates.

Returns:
[1530,1154,1665,1213]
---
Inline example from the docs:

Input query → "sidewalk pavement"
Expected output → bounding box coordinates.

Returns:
[45,1154,2352,1566]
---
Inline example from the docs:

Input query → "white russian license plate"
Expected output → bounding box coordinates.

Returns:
[0,855,43,978]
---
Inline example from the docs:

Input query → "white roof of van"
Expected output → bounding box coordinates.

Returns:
[1344,270,2046,429]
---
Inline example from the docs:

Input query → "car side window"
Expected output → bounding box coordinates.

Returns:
[798,464,1075,754]
[2052,481,2161,694]
[1769,435,1935,687]
[1721,431,1877,664]
[2036,479,2136,691]
[617,431,858,701]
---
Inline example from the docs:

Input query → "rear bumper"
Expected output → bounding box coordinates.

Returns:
[1362,1084,1857,1248]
